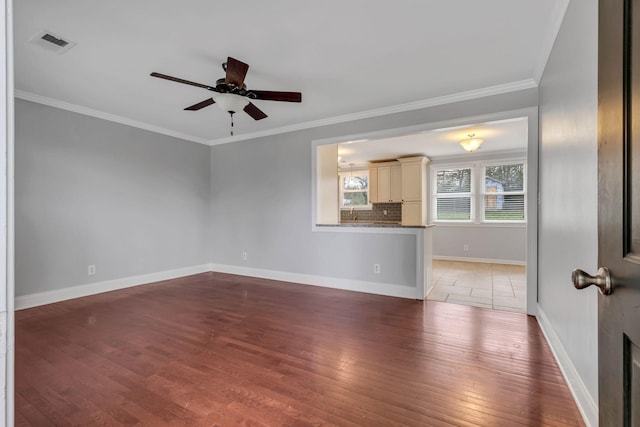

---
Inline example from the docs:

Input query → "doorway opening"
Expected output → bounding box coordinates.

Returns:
[425,140,528,313]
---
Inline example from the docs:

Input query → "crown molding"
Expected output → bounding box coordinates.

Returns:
[16,78,537,147]
[207,78,538,146]
[14,90,209,145]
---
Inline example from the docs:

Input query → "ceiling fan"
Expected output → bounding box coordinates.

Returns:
[150,56,302,135]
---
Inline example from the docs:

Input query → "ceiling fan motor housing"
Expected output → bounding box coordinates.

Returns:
[213,78,255,98]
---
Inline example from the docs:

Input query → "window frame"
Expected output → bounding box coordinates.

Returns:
[338,168,372,210]
[430,158,527,225]
[431,162,475,223]
[481,160,527,223]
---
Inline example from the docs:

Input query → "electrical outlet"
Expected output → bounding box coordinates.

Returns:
[88,264,96,276]
[383,210,388,216]
[242,251,248,261]
[463,244,469,252]
[373,263,381,274]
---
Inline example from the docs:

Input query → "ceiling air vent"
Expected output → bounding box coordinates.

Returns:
[29,30,76,54]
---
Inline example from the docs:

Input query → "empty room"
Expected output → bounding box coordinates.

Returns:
[0,0,632,426]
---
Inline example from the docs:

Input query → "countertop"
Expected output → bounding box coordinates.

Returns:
[317,222,433,229]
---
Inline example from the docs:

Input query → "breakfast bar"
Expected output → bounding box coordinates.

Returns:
[314,223,434,300]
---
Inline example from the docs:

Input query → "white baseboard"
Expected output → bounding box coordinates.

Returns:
[15,263,213,310]
[210,263,420,300]
[536,305,598,427]
[432,255,526,266]
[15,262,420,310]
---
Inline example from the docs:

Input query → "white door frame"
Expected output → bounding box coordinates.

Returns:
[3,0,15,424]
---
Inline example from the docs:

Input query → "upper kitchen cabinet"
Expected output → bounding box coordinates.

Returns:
[389,164,403,202]
[369,161,402,203]
[369,166,378,203]
[368,156,429,226]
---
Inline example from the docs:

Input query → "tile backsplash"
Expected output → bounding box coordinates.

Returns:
[340,203,402,223]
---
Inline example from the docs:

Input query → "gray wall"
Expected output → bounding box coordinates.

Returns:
[15,99,211,296]
[538,0,599,417]
[432,225,526,262]
[15,88,537,297]
[210,89,538,287]
[210,130,418,287]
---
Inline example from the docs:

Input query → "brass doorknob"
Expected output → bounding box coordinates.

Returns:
[572,267,612,295]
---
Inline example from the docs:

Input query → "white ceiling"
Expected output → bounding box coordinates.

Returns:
[337,117,528,166]
[13,1,566,145]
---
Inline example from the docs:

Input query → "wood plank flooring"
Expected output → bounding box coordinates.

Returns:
[16,272,584,426]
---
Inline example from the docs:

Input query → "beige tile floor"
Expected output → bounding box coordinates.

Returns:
[427,260,526,313]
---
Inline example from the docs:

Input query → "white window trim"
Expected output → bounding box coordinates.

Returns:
[481,160,527,224]
[338,168,372,210]
[431,162,475,223]
[431,158,527,225]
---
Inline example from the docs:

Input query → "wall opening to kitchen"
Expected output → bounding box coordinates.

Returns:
[313,110,537,314]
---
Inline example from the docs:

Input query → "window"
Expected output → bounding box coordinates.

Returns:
[431,159,526,223]
[339,169,371,209]
[483,163,526,221]
[433,167,473,221]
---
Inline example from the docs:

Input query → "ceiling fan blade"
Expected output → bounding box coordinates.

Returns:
[251,90,302,103]
[150,72,215,90]
[184,98,215,111]
[225,57,249,88]
[244,102,268,120]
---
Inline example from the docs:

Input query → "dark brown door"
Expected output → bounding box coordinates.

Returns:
[598,0,640,424]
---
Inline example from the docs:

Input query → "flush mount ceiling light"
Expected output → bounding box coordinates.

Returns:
[459,133,484,152]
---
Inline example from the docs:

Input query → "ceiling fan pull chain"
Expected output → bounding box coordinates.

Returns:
[230,111,235,136]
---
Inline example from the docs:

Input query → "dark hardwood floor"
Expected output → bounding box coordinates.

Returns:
[16,272,584,426]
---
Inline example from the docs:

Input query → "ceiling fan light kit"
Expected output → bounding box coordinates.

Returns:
[150,56,302,136]
[214,93,249,114]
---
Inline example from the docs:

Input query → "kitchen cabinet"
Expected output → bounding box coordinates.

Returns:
[389,164,403,202]
[368,156,429,226]
[398,156,430,225]
[368,166,378,203]
[377,165,391,202]
[401,161,423,201]
[368,161,401,203]
[401,201,422,226]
